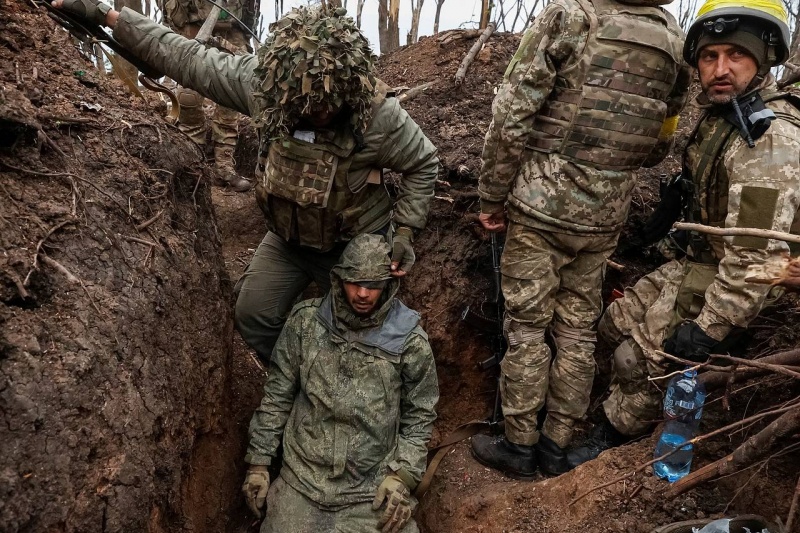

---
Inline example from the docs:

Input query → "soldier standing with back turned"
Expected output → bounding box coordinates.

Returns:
[471,0,692,477]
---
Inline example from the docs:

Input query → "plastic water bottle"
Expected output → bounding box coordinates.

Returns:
[653,369,706,482]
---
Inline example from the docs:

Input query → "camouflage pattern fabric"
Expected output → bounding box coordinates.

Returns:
[478,0,690,235]
[260,477,420,533]
[500,222,618,448]
[159,0,258,31]
[252,7,377,142]
[601,80,800,435]
[245,235,438,508]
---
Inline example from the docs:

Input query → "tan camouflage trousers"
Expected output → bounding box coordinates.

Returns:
[172,24,247,153]
[500,222,619,448]
[599,259,718,436]
[260,477,419,533]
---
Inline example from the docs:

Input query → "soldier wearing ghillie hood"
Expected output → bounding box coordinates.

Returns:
[51,1,439,364]
[471,0,693,478]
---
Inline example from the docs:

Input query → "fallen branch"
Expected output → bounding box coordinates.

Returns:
[569,401,800,505]
[667,407,800,497]
[673,222,800,244]
[398,81,436,103]
[701,349,800,389]
[455,22,496,86]
[709,353,800,381]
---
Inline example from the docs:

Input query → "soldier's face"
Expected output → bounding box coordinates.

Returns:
[305,102,343,128]
[697,44,758,104]
[343,282,384,316]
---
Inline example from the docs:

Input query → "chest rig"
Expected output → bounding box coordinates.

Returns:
[527,0,683,170]
[683,91,800,262]
[253,105,391,252]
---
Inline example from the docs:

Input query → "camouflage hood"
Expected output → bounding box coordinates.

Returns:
[252,6,378,141]
[329,234,398,329]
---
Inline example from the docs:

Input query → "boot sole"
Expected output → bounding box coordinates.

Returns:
[470,447,538,481]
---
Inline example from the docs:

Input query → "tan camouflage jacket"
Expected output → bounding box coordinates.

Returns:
[112,9,438,233]
[244,284,438,506]
[686,81,800,340]
[478,0,690,234]
[158,0,256,31]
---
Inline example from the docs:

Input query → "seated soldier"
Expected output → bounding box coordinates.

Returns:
[241,234,439,533]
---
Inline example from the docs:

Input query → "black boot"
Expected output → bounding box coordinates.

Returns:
[535,434,570,476]
[566,420,629,469]
[471,434,537,480]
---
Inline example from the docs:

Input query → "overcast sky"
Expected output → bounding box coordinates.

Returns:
[258,1,689,54]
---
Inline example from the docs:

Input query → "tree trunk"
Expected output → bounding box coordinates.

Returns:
[479,0,492,29]
[434,0,446,34]
[113,0,143,84]
[378,0,401,53]
[409,0,425,44]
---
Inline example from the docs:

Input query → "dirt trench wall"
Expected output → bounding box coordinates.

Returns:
[0,2,239,531]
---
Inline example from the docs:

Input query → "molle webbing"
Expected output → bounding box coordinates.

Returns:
[525,0,680,170]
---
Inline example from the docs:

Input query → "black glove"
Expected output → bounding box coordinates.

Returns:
[639,174,684,245]
[663,321,718,363]
[58,0,112,27]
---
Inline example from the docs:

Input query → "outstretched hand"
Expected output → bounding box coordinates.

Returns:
[51,0,119,28]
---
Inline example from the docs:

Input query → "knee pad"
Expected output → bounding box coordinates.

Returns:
[551,321,596,351]
[612,339,642,383]
[176,87,204,109]
[503,317,546,347]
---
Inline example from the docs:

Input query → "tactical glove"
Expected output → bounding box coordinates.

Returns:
[390,226,416,274]
[372,474,412,533]
[640,174,684,245]
[663,321,718,364]
[57,0,112,26]
[241,465,270,519]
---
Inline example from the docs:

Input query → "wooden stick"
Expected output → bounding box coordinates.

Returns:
[700,349,800,389]
[397,81,436,103]
[667,407,800,497]
[673,222,800,244]
[709,353,800,381]
[23,219,76,286]
[786,472,800,533]
[454,22,496,86]
[135,210,164,232]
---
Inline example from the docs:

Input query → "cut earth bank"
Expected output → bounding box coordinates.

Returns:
[1,2,799,532]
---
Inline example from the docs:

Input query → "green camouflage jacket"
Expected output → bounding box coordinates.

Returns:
[112,9,438,234]
[244,236,438,506]
[685,80,800,340]
[479,0,690,234]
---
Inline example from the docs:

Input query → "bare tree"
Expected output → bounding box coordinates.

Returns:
[433,0,446,34]
[676,0,699,31]
[356,0,366,27]
[378,0,401,53]
[409,0,425,43]
[778,0,800,85]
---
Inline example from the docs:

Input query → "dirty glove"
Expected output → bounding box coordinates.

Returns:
[663,321,718,364]
[56,0,112,26]
[372,474,412,533]
[241,465,270,519]
[390,226,415,275]
[640,173,685,245]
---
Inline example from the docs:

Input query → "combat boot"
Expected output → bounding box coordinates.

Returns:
[535,434,570,476]
[471,434,537,480]
[214,144,253,192]
[566,419,629,469]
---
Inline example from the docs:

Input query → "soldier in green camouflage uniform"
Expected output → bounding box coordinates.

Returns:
[158,0,259,192]
[51,3,439,363]
[471,0,691,477]
[240,234,438,533]
[568,0,800,467]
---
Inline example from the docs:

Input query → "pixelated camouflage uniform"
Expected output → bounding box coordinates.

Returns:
[157,0,258,186]
[601,78,800,435]
[111,8,438,360]
[244,234,438,533]
[478,0,691,448]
